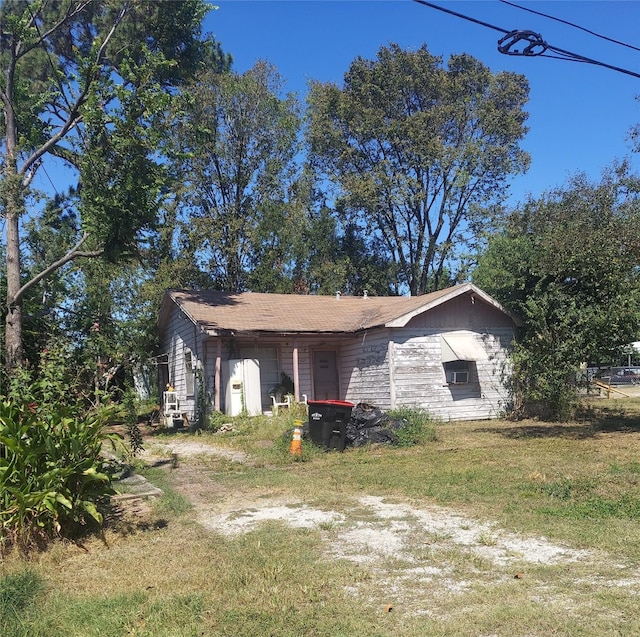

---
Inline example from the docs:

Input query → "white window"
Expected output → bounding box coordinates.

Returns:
[441,332,487,385]
[184,349,195,396]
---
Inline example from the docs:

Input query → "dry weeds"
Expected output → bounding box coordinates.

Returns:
[138,435,640,622]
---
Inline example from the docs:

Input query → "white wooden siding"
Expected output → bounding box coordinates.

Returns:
[389,328,514,421]
[342,331,392,408]
[157,303,208,423]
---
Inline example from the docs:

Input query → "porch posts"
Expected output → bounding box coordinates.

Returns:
[293,337,300,402]
[214,339,222,412]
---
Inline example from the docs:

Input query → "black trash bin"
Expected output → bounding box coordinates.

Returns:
[307,400,354,451]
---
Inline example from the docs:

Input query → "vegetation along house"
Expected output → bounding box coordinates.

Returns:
[157,283,522,423]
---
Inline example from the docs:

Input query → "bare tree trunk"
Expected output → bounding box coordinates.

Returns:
[5,199,23,369]
[3,59,24,370]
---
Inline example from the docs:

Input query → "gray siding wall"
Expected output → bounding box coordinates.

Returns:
[389,328,514,421]
[341,326,514,420]
[342,331,392,408]
[406,293,515,330]
[158,303,207,423]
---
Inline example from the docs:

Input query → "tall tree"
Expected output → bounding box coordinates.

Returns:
[307,43,530,295]
[247,176,397,295]
[170,61,301,293]
[473,164,640,418]
[0,0,223,369]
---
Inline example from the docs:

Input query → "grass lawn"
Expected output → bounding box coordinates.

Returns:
[2,397,640,636]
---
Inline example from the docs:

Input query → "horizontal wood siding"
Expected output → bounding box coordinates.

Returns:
[390,328,515,420]
[342,331,392,409]
[406,292,516,330]
[158,305,208,422]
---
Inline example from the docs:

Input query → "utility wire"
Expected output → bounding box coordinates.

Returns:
[40,163,61,198]
[413,0,506,35]
[498,0,640,53]
[412,0,640,79]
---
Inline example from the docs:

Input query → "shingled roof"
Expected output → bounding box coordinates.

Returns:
[160,283,516,335]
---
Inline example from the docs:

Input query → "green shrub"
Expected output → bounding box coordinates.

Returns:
[388,406,438,447]
[0,343,123,552]
[206,410,232,432]
[0,399,120,551]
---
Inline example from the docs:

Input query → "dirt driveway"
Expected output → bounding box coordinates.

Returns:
[135,436,640,620]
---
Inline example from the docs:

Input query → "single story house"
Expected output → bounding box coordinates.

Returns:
[156,283,522,423]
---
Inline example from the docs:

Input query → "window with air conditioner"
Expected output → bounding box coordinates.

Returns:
[444,360,470,384]
[441,332,486,386]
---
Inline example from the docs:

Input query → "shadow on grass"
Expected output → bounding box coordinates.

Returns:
[475,404,640,440]
[103,498,169,537]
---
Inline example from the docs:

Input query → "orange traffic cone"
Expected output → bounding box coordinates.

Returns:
[290,423,302,455]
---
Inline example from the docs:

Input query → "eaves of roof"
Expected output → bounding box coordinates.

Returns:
[159,283,520,336]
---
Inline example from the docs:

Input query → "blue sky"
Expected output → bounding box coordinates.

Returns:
[205,0,640,206]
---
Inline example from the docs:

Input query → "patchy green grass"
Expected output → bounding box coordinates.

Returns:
[3,397,640,636]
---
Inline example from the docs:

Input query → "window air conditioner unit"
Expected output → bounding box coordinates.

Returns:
[447,371,469,384]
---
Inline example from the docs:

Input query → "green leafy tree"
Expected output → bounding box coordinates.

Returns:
[473,165,640,419]
[170,61,301,293]
[247,179,397,295]
[307,43,530,296]
[0,0,222,370]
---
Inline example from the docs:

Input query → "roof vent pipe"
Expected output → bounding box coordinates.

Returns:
[363,290,368,298]
[336,291,341,300]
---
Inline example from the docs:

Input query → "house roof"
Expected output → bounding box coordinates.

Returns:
[160,283,520,336]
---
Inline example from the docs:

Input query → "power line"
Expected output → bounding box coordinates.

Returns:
[412,0,640,80]
[498,0,640,54]
[413,0,507,35]
[40,163,61,198]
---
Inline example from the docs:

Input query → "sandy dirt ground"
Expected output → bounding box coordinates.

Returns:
[123,435,640,620]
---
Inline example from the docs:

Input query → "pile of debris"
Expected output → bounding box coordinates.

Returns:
[345,403,405,447]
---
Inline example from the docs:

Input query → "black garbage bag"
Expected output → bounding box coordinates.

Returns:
[345,403,404,447]
[350,402,391,428]
[347,425,398,447]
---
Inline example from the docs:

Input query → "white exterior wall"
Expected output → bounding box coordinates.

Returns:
[342,331,392,408]
[341,326,514,420]
[389,328,514,421]
[158,303,207,423]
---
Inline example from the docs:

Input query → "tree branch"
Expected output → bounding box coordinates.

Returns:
[8,233,103,307]
[20,2,130,175]
[18,1,94,60]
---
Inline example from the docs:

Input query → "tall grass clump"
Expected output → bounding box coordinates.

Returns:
[0,344,122,552]
[389,406,438,446]
[0,569,44,636]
